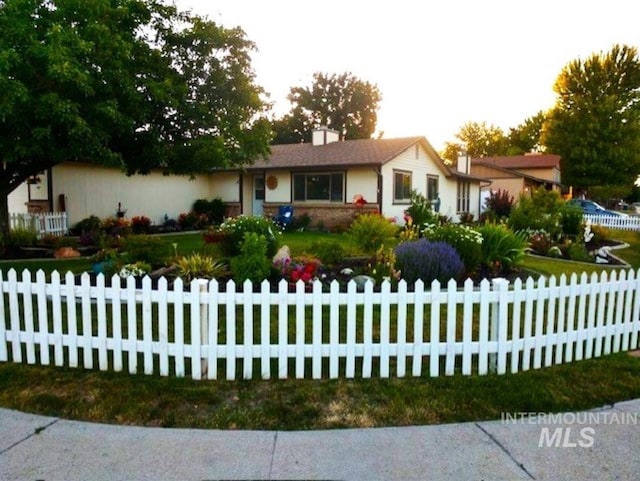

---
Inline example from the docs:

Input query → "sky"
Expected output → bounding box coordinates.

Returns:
[176,0,640,151]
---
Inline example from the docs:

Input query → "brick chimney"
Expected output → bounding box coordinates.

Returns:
[312,126,340,146]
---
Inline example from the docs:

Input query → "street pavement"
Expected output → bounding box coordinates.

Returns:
[0,399,638,480]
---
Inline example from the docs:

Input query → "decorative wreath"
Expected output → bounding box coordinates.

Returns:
[266,175,278,190]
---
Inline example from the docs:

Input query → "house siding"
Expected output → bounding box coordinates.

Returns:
[51,162,214,226]
[7,183,29,214]
[381,145,465,222]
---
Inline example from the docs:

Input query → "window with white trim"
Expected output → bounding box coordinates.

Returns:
[393,170,412,203]
[427,175,439,202]
[457,180,471,213]
[293,172,344,202]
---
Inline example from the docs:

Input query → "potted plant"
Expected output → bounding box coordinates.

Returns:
[90,248,118,274]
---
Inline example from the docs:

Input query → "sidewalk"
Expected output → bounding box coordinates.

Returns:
[1,400,638,481]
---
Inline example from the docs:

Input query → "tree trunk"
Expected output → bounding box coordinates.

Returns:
[0,188,11,242]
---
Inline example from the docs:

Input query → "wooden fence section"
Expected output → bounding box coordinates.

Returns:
[1,268,639,381]
[585,214,640,231]
[9,212,69,238]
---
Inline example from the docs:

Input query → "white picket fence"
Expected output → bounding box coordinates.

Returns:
[585,214,640,231]
[1,268,639,381]
[9,212,69,238]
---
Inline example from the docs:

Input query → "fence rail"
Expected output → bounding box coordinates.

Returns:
[585,214,640,231]
[1,268,639,381]
[9,212,69,238]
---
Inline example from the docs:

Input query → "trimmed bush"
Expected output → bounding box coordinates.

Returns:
[559,203,584,239]
[219,215,281,258]
[509,188,565,239]
[348,213,399,255]
[394,239,464,285]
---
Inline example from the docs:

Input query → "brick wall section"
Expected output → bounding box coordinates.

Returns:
[225,203,241,218]
[263,203,379,231]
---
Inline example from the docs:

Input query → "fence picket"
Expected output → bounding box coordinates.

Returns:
[7,269,21,363]
[80,273,93,369]
[478,280,490,375]
[445,279,457,376]
[430,280,442,377]
[21,270,36,364]
[621,270,634,352]
[329,280,341,379]
[225,280,237,381]
[631,270,640,350]
[96,274,108,371]
[554,275,568,365]
[522,277,535,371]
[362,281,374,378]
[461,279,473,375]
[189,279,202,380]
[65,271,78,367]
[111,275,123,372]
[50,271,64,366]
[612,270,626,353]
[594,271,608,357]
[2,267,640,382]
[295,281,305,379]
[564,273,578,363]
[510,278,523,374]
[126,275,138,374]
[243,280,254,380]
[585,273,598,359]
[544,276,557,367]
[346,280,357,378]
[412,280,425,377]
[0,270,6,362]
[35,270,50,366]
[141,276,153,376]
[396,280,408,378]
[208,280,220,380]
[311,280,322,379]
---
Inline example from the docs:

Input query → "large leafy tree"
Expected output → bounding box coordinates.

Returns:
[440,121,509,162]
[271,72,381,144]
[542,44,640,190]
[0,0,272,238]
[507,111,546,155]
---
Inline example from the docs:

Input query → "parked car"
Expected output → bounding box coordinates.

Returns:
[567,199,629,217]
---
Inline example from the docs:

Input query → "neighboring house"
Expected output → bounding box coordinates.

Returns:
[469,154,562,205]
[8,127,486,228]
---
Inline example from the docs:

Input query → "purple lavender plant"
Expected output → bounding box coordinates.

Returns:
[395,239,464,284]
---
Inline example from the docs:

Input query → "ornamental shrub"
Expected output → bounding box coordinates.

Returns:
[484,189,514,219]
[348,213,399,255]
[176,253,228,282]
[193,197,226,225]
[509,188,565,239]
[476,224,528,273]
[404,190,440,228]
[230,232,272,282]
[424,224,483,274]
[310,240,346,267]
[559,203,584,239]
[219,215,281,258]
[394,239,464,285]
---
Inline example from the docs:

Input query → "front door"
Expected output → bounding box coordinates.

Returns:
[253,175,265,216]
